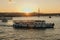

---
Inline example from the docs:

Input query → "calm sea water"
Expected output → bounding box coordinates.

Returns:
[0,16,60,40]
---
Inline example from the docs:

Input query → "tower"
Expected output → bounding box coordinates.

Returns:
[38,8,40,13]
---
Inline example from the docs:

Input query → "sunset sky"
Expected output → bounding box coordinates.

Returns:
[0,0,60,13]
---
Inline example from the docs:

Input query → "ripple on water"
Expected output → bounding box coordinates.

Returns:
[0,16,60,40]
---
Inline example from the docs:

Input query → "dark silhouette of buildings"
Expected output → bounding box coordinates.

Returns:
[0,12,60,17]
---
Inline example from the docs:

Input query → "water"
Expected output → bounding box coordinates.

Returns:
[0,16,60,40]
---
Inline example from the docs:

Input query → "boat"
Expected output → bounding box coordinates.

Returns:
[0,17,13,22]
[2,17,8,22]
[13,20,54,29]
[49,16,51,18]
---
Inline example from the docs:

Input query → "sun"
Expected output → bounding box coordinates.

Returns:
[22,8,33,16]
[22,8,33,13]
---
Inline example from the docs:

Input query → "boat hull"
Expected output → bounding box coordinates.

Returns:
[13,23,54,29]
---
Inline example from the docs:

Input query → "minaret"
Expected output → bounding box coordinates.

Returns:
[38,8,40,13]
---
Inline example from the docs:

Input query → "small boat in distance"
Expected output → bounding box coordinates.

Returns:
[2,17,8,22]
[49,16,51,18]
[0,17,13,22]
[13,20,55,29]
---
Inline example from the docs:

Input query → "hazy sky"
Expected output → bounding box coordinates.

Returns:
[0,0,60,13]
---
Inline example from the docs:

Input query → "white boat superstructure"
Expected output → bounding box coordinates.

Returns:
[13,20,55,29]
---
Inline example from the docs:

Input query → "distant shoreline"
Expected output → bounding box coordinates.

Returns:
[0,12,60,17]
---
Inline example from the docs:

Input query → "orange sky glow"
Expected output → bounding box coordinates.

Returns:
[0,0,60,13]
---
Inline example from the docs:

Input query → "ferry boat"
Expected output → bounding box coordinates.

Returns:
[0,17,13,22]
[13,20,54,29]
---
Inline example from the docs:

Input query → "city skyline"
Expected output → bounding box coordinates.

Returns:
[0,0,60,13]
